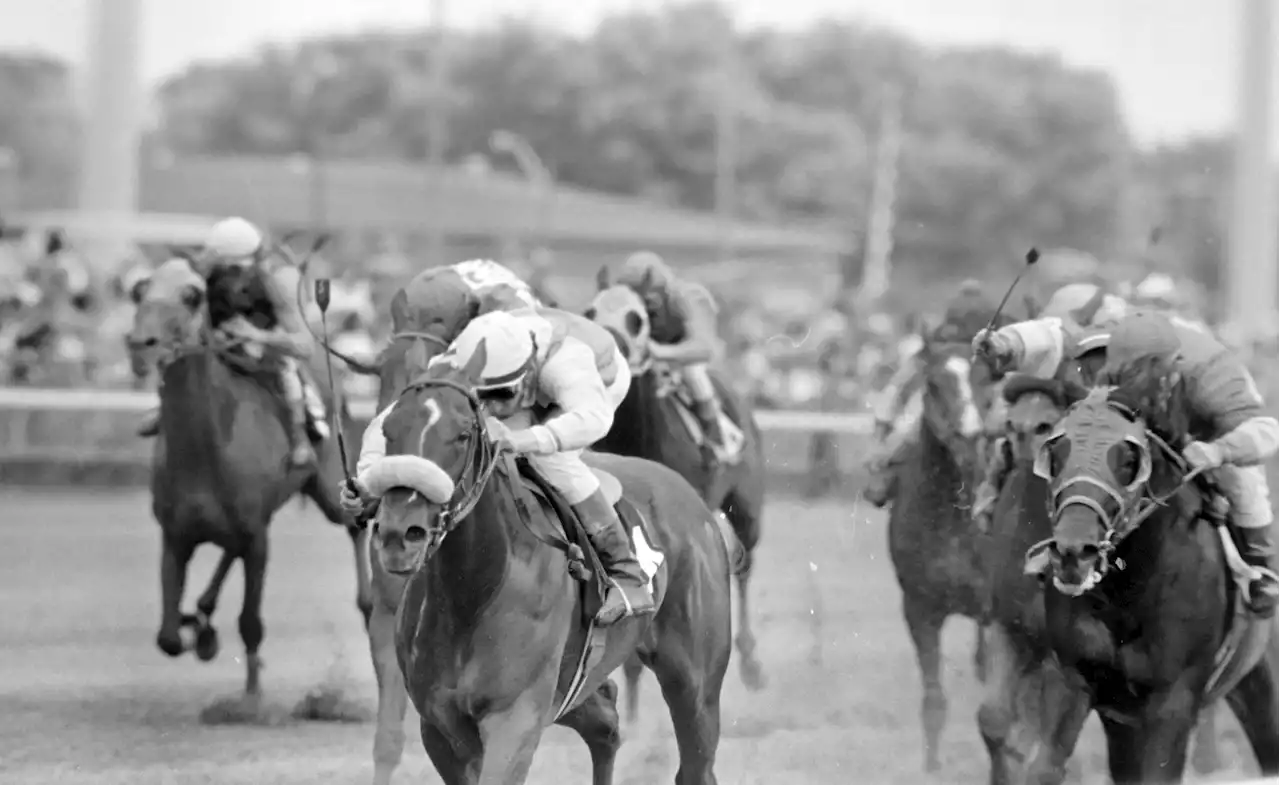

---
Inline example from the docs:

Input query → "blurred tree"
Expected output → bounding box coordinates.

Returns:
[0,53,80,208]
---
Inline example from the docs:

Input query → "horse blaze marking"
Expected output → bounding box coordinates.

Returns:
[945,355,983,437]
[632,526,664,594]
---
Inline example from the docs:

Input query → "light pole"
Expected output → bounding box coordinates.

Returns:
[425,0,450,263]
[489,130,555,244]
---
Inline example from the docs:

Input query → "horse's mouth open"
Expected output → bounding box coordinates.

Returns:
[1052,568,1102,597]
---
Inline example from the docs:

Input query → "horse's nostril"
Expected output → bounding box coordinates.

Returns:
[607,328,631,360]
[405,526,427,543]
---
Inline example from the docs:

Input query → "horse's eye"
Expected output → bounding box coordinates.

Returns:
[1034,423,1053,436]
[1108,442,1140,486]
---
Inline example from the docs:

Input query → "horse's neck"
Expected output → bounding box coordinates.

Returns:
[1109,493,1205,605]
[918,420,963,480]
[423,482,524,625]
[599,374,661,457]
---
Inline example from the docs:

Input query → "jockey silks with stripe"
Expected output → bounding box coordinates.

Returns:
[975,310,1280,615]
[354,305,653,626]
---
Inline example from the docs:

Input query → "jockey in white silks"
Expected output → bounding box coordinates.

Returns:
[346,306,656,626]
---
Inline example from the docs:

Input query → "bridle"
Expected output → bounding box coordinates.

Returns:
[1036,398,1206,576]
[394,376,504,551]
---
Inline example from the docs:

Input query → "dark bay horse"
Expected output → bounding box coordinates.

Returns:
[586,282,766,719]
[126,262,366,714]
[367,345,733,784]
[1025,384,1278,784]
[887,329,1002,772]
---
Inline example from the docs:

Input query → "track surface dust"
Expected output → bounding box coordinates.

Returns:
[0,490,1259,784]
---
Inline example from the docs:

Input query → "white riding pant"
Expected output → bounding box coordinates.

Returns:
[1215,464,1275,529]
[526,348,631,505]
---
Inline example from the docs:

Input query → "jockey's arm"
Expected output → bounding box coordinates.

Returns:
[650,283,719,365]
[1191,354,1280,466]
[525,338,615,454]
[355,402,396,484]
[259,266,313,360]
[992,317,1076,378]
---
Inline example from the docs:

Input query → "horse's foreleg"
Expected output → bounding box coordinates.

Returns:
[1189,702,1222,775]
[238,532,268,696]
[157,536,194,657]
[190,549,236,662]
[976,623,1028,785]
[1100,682,1199,785]
[369,599,408,785]
[1022,662,1091,785]
[556,679,622,785]
[903,594,947,772]
[622,654,644,724]
[350,526,374,629]
[420,716,481,785]
[721,499,765,691]
[474,694,547,785]
[1225,652,1280,775]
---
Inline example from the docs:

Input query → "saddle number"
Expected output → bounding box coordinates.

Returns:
[632,525,664,594]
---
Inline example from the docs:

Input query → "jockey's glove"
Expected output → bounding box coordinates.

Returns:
[971,328,1018,373]
[339,479,371,514]
[1182,441,1226,471]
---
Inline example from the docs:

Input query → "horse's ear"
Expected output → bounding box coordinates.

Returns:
[405,340,430,377]
[596,265,611,291]
[389,289,411,329]
[462,338,489,380]
[180,284,204,311]
[129,277,151,306]
[1023,294,1042,319]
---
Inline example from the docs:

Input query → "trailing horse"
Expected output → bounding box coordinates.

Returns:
[887,330,999,772]
[366,345,734,784]
[1024,384,1278,784]
[126,261,367,717]
[586,282,766,720]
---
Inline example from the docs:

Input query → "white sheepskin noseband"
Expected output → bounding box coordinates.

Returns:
[361,455,455,504]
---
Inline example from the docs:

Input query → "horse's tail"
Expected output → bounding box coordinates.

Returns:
[714,510,748,575]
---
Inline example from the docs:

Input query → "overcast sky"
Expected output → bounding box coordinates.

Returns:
[0,0,1272,147]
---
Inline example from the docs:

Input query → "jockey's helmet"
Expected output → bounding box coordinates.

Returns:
[1042,283,1127,327]
[1099,311,1182,385]
[204,217,264,264]
[618,250,675,292]
[449,311,538,414]
[1130,272,1188,312]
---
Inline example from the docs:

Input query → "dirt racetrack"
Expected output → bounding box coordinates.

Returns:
[0,489,1263,785]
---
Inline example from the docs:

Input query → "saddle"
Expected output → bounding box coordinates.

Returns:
[506,455,667,720]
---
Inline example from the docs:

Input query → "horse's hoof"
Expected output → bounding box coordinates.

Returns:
[194,625,220,662]
[156,631,185,657]
[739,658,768,691]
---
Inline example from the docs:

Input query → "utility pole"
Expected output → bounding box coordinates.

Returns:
[78,0,143,271]
[713,14,739,265]
[490,130,555,245]
[859,86,902,305]
[1226,0,1278,338]
[426,0,449,263]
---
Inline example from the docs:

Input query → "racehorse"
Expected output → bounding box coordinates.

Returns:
[366,342,734,784]
[887,326,1002,772]
[335,268,498,785]
[585,279,767,720]
[1024,383,1278,784]
[126,260,368,715]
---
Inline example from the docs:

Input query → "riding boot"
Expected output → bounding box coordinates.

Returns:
[693,399,730,462]
[573,489,656,626]
[1237,524,1279,618]
[138,407,160,438]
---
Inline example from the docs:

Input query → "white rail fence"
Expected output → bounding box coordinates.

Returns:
[0,387,875,463]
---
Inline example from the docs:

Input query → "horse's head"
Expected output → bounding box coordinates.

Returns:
[586,278,651,374]
[918,332,989,470]
[362,343,499,575]
[1029,381,1198,594]
[124,257,207,380]
[1001,375,1074,463]
[372,270,481,410]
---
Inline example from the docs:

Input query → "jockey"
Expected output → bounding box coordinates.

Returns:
[135,217,327,466]
[346,306,655,626]
[862,281,993,508]
[615,250,733,463]
[976,309,1280,616]
[967,282,1127,529]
